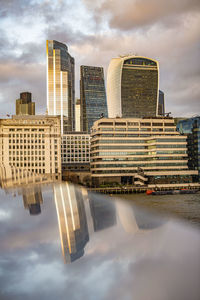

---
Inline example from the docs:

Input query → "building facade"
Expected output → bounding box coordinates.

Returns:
[90,117,198,186]
[75,98,81,131]
[80,65,108,132]
[47,40,75,133]
[107,56,159,118]
[158,90,165,116]
[177,116,200,181]
[0,115,61,176]
[16,92,35,116]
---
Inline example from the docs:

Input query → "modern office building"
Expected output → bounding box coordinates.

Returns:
[90,117,198,186]
[158,90,165,116]
[177,116,200,180]
[107,56,159,118]
[61,132,90,178]
[80,65,108,132]
[54,183,89,263]
[75,98,81,131]
[0,115,61,176]
[46,40,75,133]
[16,92,35,115]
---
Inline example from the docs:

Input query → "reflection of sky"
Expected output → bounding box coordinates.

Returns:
[0,186,200,300]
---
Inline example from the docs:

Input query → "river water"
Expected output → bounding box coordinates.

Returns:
[118,192,200,226]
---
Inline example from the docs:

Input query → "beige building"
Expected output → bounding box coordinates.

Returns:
[90,117,198,186]
[0,115,61,177]
[16,92,35,116]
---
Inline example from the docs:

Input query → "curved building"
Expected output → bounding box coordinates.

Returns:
[107,56,159,118]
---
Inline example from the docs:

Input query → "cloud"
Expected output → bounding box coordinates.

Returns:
[0,0,199,117]
[83,0,200,30]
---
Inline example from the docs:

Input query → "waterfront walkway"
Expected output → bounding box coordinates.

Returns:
[89,183,200,194]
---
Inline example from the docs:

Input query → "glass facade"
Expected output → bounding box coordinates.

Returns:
[80,66,108,133]
[121,57,158,118]
[177,117,200,180]
[158,90,165,116]
[47,40,75,133]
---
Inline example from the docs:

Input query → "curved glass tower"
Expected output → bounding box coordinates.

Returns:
[107,56,159,118]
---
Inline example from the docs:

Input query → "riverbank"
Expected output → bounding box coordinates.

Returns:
[89,183,200,194]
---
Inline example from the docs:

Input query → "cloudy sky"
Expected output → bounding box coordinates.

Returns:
[0,0,199,117]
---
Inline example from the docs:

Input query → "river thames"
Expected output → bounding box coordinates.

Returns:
[118,192,200,226]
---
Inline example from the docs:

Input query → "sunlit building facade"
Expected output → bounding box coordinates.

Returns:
[16,92,35,116]
[80,66,108,132]
[47,40,75,133]
[90,117,198,186]
[75,98,80,131]
[0,115,61,176]
[107,56,159,118]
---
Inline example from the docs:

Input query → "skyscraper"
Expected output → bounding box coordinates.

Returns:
[46,40,75,133]
[107,56,159,118]
[158,90,165,116]
[16,92,35,115]
[80,66,108,132]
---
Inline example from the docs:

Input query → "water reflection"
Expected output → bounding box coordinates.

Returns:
[22,187,43,215]
[54,183,89,263]
[0,174,200,300]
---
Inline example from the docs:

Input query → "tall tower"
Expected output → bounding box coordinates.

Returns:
[16,92,35,115]
[46,40,75,133]
[80,66,108,132]
[107,56,159,118]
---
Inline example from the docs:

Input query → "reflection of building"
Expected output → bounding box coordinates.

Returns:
[22,187,43,215]
[80,66,108,132]
[54,183,89,263]
[47,40,75,133]
[16,92,35,115]
[91,117,198,185]
[158,90,165,116]
[88,192,116,231]
[177,117,200,181]
[107,56,159,118]
[75,99,81,131]
[0,115,61,176]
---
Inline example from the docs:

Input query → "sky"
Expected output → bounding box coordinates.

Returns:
[0,0,199,118]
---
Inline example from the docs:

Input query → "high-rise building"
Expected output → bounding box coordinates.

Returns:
[80,65,108,132]
[16,92,35,115]
[46,40,75,133]
[90,117,198,186]
[75,98,80,131]
[158,90,165,116]
[107,56,159,118]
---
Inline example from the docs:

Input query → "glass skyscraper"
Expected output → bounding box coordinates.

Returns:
[46,40,75,133]
[80,66,108,133]
[107,56,159,118]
